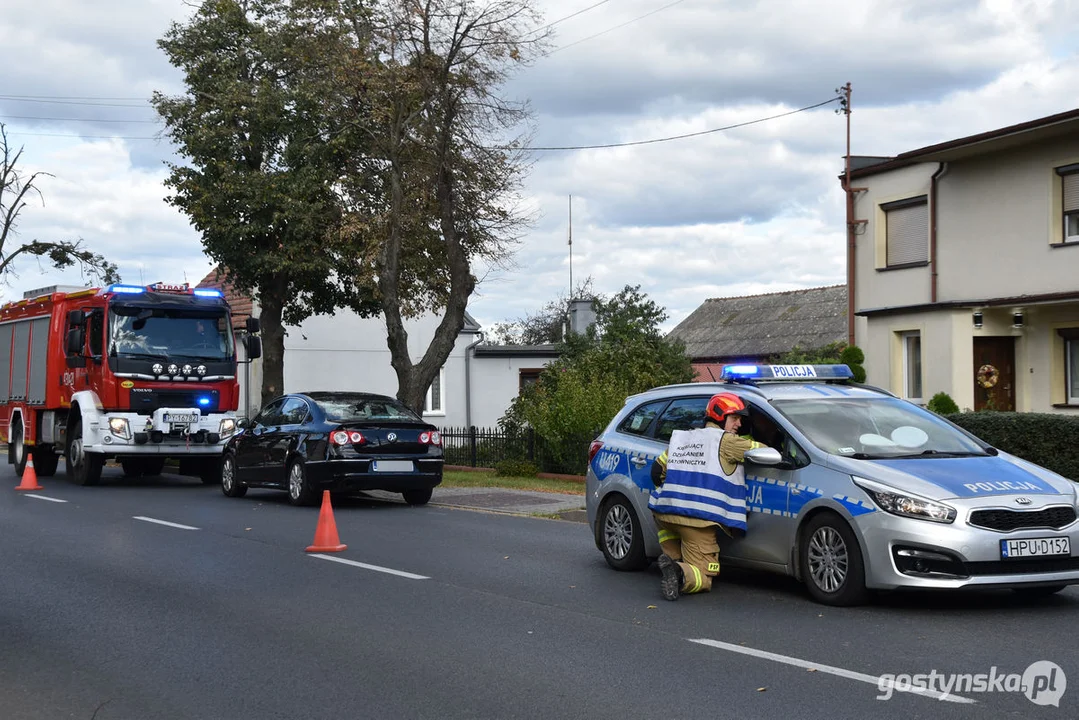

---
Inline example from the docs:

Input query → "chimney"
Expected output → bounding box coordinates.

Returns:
[567,298,597,336]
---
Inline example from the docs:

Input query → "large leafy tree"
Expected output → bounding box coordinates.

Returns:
[503,285,695,442]
[152,0,377,406]
[0,123,118,287]
[325,0,547,412]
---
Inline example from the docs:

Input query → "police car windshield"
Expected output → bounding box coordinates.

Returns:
[772,397,988,458]
[108,309,233,361]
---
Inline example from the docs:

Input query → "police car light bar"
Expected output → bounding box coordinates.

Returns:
[721,364,854,382]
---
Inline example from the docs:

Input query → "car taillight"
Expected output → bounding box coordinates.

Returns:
[419,432,442,446]
[331,430,364,445]
[588,440,603,463]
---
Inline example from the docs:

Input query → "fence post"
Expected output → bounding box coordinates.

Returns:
[469,425,477,468]
[527,427,535,462]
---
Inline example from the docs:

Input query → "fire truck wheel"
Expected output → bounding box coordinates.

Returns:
[66,418,104,486]
[11,422,28,477]
[142,458,166,476]
[31,448,60,477]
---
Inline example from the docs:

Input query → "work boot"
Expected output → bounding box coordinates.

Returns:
[658,554,682,601]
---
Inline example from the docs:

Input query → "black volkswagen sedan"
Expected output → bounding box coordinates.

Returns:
[220,391,444,506]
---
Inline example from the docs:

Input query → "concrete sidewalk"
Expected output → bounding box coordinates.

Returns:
[364,486,588,522]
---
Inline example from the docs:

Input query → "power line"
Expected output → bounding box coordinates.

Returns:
[1,114,160,123]
[1,129,162,140]
[0,96,150,108]
[528,0,615,36]
[0,93,150,101]
[546,0,689,56]
[519,96,842,150]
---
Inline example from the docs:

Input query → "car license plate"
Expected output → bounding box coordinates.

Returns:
[1000,537,1070,559]
[373,460,414,472]
[164,413,199,425]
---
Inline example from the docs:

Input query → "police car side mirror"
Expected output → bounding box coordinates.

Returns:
[745,447,783,466]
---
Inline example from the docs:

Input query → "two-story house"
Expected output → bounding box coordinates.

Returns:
[845,108,1079,413]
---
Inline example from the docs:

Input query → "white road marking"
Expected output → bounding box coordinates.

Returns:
[133,516,199,531]
[688,638,977,704]
[309,553,429,580]
[23,494,68,503]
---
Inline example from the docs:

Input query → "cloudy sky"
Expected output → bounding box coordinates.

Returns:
[1,0,1077,335]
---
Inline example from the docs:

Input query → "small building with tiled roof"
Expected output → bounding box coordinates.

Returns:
[667,285,848,381]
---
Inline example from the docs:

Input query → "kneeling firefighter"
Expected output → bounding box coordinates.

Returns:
[648,392,766,601]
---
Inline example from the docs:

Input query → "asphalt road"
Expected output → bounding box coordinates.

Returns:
[2,465,1077,720]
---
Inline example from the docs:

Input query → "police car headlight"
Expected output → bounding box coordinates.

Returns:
[852,476,956,524]
[218,418,236,439]
[108,417,132,440]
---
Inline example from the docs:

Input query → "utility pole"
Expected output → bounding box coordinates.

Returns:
[838,82,855,347]
[568,194,573,295]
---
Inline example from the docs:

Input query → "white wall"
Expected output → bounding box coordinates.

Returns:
[467,354,557,429]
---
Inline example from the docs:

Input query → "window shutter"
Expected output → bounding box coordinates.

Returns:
[1064,173,1079,213]
[886,202,929,266]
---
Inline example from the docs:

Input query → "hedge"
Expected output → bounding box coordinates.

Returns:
[945,412,1079,482]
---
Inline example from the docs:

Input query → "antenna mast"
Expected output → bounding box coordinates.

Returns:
[568,194,573,294]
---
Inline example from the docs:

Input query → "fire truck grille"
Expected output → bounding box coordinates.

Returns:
[129,389,220,415]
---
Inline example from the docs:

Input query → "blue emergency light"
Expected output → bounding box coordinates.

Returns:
[107,284,145,294]
[193,289,224,298]
[721,364,854,382]
[197,396,212,407]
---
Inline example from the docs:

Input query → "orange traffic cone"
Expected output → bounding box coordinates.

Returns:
[15,456,42,491]
[305,490,347,553]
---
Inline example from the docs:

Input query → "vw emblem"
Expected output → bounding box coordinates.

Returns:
[387,432,397,443]
[1015,497,1032,506]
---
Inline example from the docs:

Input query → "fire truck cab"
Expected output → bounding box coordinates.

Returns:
[0,282,261,486]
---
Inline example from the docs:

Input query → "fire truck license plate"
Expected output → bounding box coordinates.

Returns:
[164,413,199,425]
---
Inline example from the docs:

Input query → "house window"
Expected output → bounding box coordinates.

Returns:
[882,196,929,267]
[519,369,543,393]
[1057,165,1079,243]
[424,367,445,415]
[1061,329,1079,404]
[902,331,923,403]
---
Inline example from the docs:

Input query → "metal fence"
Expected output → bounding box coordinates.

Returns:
[438,426,595,476]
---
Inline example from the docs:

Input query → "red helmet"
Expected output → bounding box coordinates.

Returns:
[706,392,749,425]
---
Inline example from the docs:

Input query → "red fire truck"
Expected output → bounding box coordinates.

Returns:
[0,281,261,486]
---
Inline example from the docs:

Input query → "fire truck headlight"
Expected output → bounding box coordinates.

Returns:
[108,418,131,440]
[219,418,236,439]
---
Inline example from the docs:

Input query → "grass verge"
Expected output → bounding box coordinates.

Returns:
[441,469,584,496]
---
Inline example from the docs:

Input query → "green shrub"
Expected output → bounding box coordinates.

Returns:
[926,391,960,415]
[839,345,867,383]
[946,411,1079,481]
[495,458,539,478]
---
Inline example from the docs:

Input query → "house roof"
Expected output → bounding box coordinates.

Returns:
[856,289,1079,317]
[473,343,561,358]
[195,265,486,335]
[195,267,254,330]
[847,107,1079,180]
[667,285,848,360]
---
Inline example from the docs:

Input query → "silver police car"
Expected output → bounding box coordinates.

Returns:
[586,364,1079,606]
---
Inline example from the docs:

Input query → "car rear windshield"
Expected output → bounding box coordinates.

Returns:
[316,397,423,423]
[772,397,988,458]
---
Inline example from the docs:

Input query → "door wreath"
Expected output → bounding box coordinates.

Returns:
[976,364,1000,389]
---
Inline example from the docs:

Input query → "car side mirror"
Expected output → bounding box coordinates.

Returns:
[745,447,783,466]
[246,336,262,360]
[236,417,250,429]
[67,309,86,327]
[66,327,85,356]
[246,316,261,334]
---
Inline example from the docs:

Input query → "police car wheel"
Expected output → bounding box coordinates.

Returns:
[799,512,868,606]
[599,494,647,571]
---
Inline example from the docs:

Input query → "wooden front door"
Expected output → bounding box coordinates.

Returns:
[973,337,1016,411]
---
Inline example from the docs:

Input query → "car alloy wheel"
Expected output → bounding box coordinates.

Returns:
[604,503,634,560]
[222,460,235,493]
[289,463,304,500]
[807,526,848,594]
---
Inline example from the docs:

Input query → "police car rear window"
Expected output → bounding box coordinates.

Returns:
[617,400,667,437]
